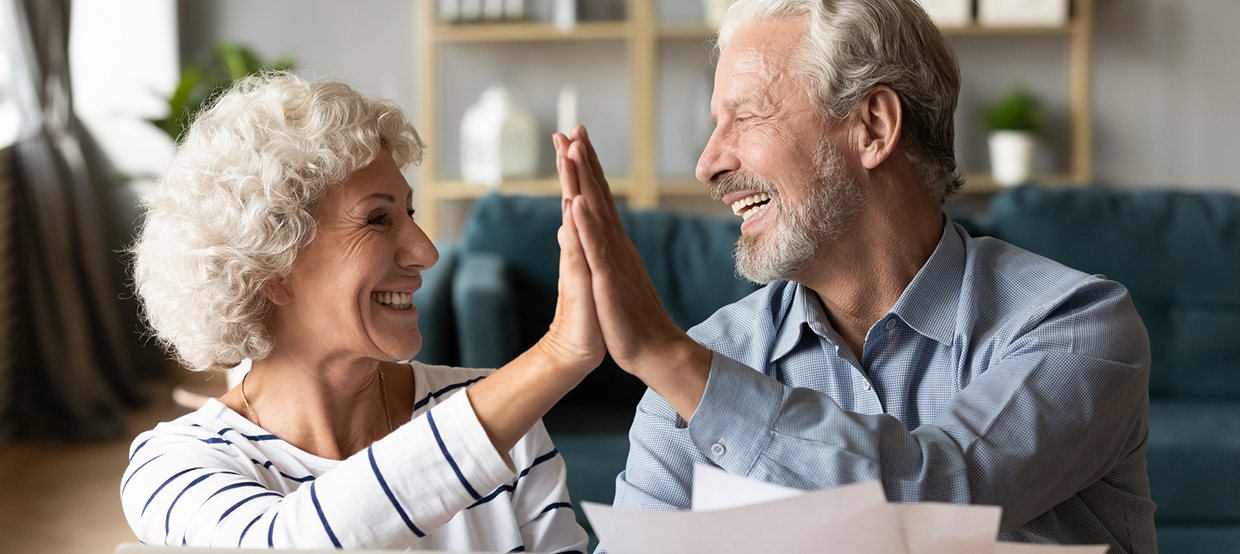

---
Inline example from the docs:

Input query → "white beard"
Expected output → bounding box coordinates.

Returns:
[714,140,867,284]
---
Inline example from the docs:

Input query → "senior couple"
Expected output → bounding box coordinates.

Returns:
[120,0,1154,552]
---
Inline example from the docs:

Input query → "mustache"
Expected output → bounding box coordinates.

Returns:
[709,170,778,202]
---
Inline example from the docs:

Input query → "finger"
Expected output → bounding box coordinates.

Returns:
[568,141,607,216]
[570,194,606,275]
[557,136,581,203]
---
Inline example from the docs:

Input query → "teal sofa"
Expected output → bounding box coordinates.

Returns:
[415,187,1240,553]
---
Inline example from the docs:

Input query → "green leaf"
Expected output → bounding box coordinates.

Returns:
[984,86,1042,132]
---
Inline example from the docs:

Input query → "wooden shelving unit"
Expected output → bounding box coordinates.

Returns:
[415,0,1093,236]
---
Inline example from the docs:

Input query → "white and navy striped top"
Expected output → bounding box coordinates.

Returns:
[121,362,587,552]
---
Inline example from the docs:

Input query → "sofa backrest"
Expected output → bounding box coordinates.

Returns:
[460,194,759,331]
[974,185,1240,399]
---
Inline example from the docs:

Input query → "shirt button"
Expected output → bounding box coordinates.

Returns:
[885,319,897,330]
[863,380,872,390]
[710,442,726,457]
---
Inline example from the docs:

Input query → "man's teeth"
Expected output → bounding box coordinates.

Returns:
[730,193,771,221]
[371,291,413,310]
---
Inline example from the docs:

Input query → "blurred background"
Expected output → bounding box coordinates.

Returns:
[1,0,1238,552]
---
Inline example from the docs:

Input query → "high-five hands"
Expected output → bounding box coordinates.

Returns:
[553,126,713,421]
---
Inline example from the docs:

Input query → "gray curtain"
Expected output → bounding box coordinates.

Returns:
[3,0,146,441]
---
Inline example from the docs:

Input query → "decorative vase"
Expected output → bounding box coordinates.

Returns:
[916,0,971,27]
[703,0,733,26]
[988,130,1037,187]
[978,0,1068,27]
[460,83,539,188]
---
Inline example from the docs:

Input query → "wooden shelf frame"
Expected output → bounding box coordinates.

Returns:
[416,0,1093,236]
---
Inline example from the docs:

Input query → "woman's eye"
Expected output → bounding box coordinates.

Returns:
[368,214,388,226]
[406,209,416,219]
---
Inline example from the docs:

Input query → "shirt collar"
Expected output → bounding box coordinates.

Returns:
[769,218,964,360]
[888,219,964,346]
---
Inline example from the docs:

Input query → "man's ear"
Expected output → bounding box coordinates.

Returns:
[855,85,903,170]
[263,278,294,306]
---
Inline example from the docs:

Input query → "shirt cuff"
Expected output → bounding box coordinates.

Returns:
[686,351,783,476]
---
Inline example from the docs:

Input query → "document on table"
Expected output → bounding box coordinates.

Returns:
[582,464,1108,554]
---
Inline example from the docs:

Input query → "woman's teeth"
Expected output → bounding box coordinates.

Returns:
[371,291,413,310]
[730,192,771,221]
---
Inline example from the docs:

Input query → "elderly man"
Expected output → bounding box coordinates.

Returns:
[553,0,1154,551]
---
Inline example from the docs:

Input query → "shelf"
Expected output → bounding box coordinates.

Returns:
[433,21,629,42]
[430,178,633,199]
[656,24,716,39]
[939,23,1075,36]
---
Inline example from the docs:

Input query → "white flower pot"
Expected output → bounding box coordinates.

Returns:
[988,130,1037,187]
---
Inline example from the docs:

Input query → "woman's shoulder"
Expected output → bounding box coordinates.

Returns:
[404,361,495,400]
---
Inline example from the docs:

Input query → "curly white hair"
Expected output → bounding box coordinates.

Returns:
[132,72,424,372]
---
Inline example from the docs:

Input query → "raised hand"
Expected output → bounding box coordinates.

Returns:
[552,126,712,420]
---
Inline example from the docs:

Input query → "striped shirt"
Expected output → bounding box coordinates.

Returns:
[122,362,587,552]
[611,221,1155,553]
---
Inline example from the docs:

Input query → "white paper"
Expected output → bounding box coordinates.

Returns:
[889,502,1001,554]
[994,544,1108,554]
[584,479,908,554]
[691,464,801,511]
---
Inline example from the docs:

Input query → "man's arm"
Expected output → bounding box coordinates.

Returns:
[556,126,1150,533]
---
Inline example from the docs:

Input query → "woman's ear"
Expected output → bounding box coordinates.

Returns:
[263,278,294,305]
[856,85,903,170]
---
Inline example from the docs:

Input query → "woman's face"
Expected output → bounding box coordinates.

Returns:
[269,150,438,365]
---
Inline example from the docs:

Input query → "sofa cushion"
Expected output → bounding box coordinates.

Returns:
[1147,401,1240,521]
[978,186,1240,399]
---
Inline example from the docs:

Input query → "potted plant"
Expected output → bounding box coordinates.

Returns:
[984,85,1042,187]
[149,41,294,144]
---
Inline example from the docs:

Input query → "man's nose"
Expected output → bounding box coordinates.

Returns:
[696,127,738,184]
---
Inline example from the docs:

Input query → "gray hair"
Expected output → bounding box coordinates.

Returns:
[131,72,424,371]
[718,0,964,202]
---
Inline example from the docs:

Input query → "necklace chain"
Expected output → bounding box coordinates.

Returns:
[238,365,394,433]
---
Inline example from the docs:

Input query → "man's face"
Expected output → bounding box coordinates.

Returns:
[697,17,866,284]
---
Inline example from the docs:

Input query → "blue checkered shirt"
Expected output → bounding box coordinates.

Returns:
[608,222,1155,554]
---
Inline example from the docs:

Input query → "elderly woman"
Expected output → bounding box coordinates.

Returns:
[121,73,601,552]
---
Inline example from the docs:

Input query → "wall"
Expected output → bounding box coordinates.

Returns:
[174,0,1240,212]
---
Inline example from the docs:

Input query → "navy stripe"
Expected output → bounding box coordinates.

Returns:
[507,546,526,552]
[267,510,278,547]
[469,448,560,509]
[121,453,165,496]
[427,411,480,500]
[142,467,201,516]
[200,438,231,445]
[518,449,559,481]
[166,470,226,536]
[367,448,425,537]
[219,491,280,523]
[539,501,573,515]
[206,481,265,501]
[216,427,281,442]
[310,482,341,548]
[413,376,485,411]
[238,513,263,547]
[468,484,514,509]
[250,458,315,483]
[130,437,153,461]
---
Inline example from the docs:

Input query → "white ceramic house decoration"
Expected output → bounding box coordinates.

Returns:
[460,83,539,188]
[916,0,971,27]
[978,0,1068,27]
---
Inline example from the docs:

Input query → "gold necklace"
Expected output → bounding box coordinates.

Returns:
[239,366,394,433]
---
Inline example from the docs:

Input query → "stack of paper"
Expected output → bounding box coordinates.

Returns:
[582,465,1107,554]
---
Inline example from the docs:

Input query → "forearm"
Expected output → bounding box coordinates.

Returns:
[626,332,713,422]
[469,342,591,454]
